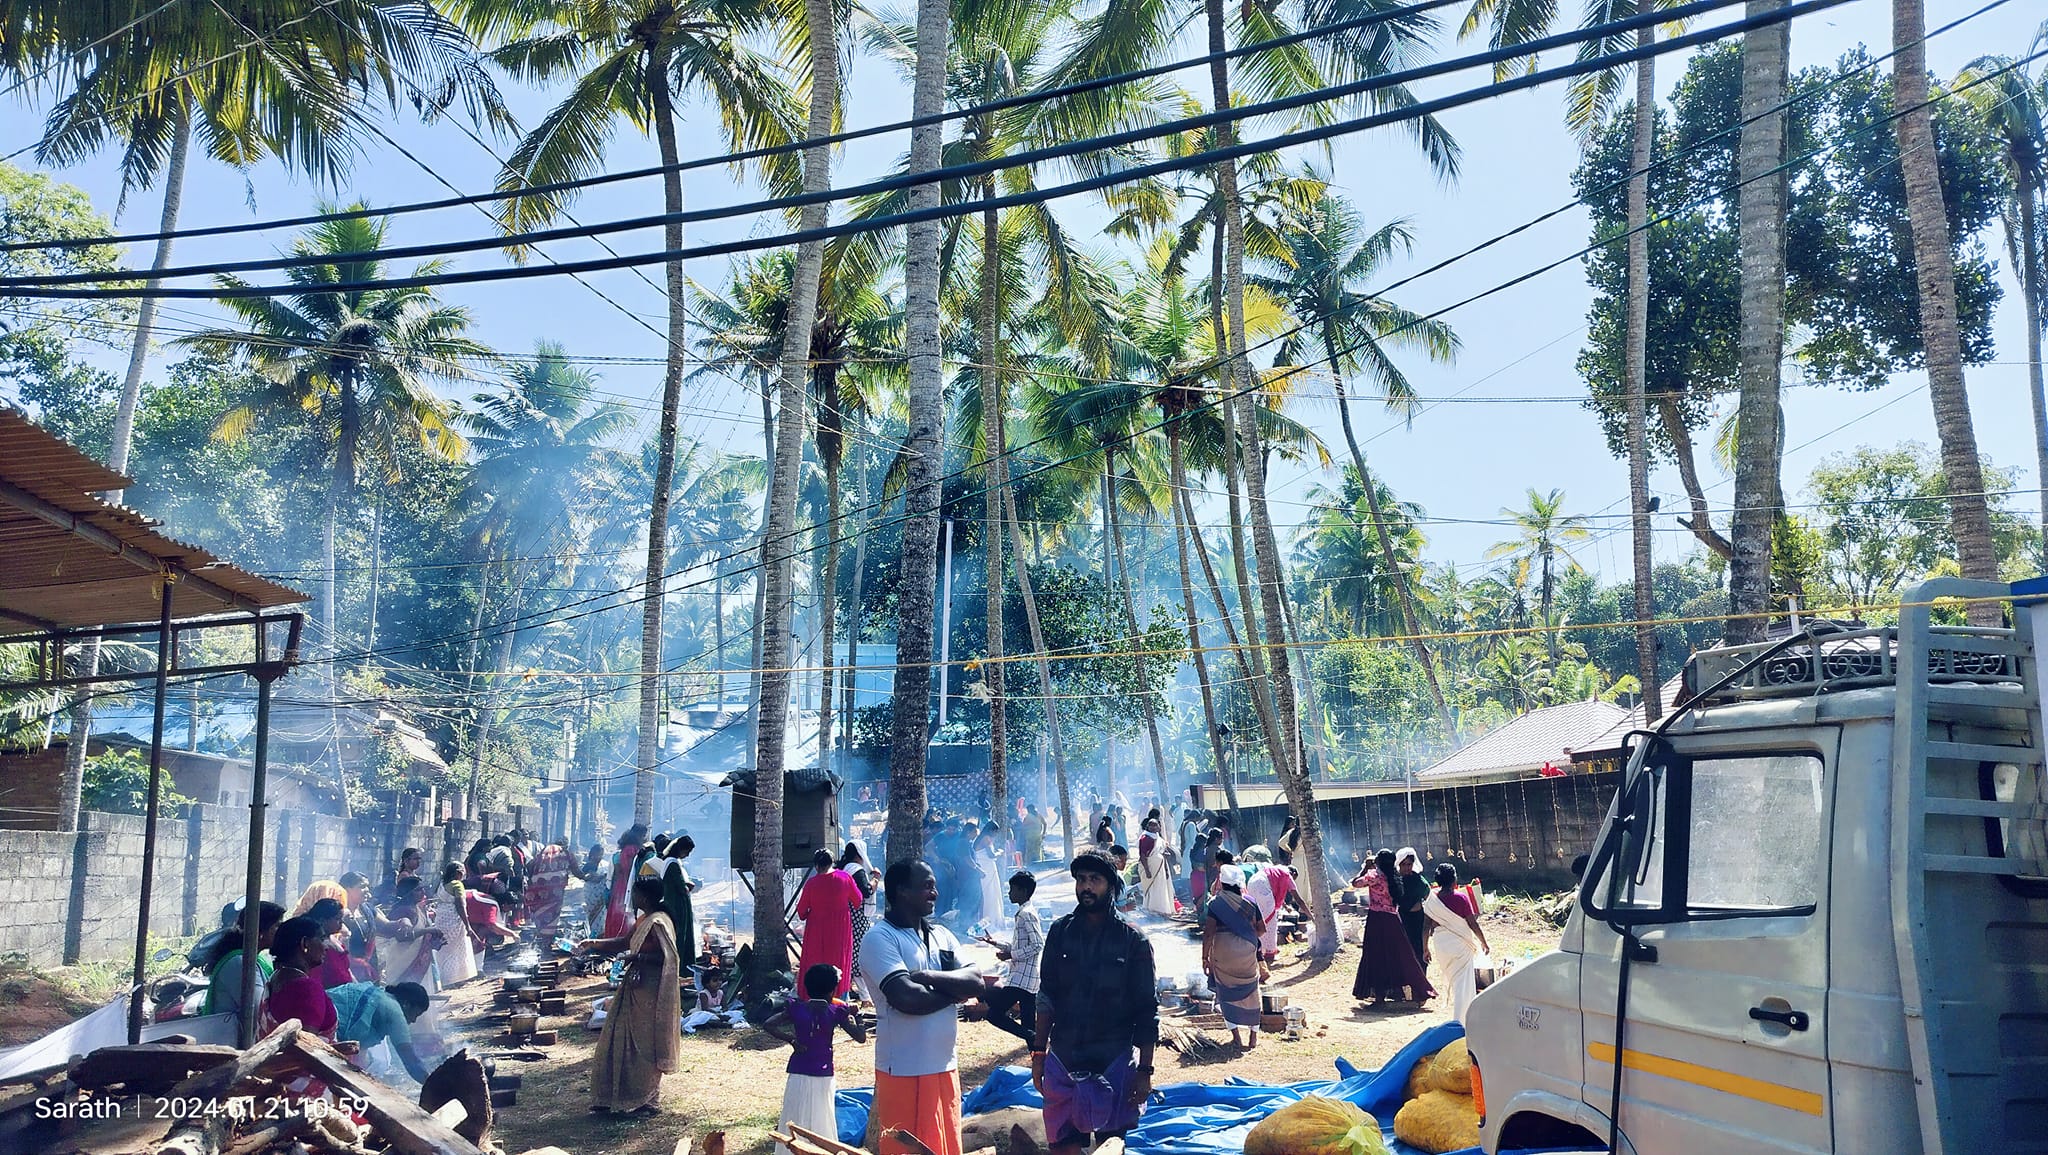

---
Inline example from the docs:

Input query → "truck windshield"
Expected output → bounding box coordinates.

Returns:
[1686,753,1824,911]
[1598,751,1824,918]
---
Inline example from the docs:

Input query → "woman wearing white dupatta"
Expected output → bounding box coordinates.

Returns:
[1137,818,1177,916]
[1423,862,1492,1023]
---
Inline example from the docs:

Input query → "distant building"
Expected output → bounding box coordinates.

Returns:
[1413,698,1633,787]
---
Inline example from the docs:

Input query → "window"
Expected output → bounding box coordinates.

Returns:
[1685,754,1823,910]
[1599,766,1667,913]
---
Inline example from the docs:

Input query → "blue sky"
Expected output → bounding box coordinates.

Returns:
[5,0,2042,585]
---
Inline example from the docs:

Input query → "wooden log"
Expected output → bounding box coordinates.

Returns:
[172,1020,302,1101]
[283,1038,482,1155]
[787,1123,863,1155]
[70,1044,240,1092]
[767,1131,836,1155]
[882,1128,940,1155]
[220,1116,313,1155]
[151,1114,230,1155]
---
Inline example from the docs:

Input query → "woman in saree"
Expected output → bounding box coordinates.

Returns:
[262,917,339,1038]
[1423,862,1491,1023]
[372,877,444,989]
[1137,818,1177,916]
[1243,864,1298,961]
[522,838,575,935]
[578,878,681,1116]
[1202,865,1266,1049]
[1350,848,1435,1007]
[602,824,649,938]
[795,848,861,998]
[432,863,483,986]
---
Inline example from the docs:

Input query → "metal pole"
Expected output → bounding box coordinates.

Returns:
[239,652,277,1046]
[938,518,955,726]
[127,577,176,1044]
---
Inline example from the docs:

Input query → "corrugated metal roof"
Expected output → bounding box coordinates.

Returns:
[1415,697,1630,782]
[0,408,306,636]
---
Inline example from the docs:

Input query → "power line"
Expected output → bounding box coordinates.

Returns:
[0,0,1478,255]
[1,0,1820,297]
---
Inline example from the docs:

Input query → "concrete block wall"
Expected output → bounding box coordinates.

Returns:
[0,803,491,966]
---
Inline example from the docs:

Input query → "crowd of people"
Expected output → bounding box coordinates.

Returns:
[184,828,599,1089]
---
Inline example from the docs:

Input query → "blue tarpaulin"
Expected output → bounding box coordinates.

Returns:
[832,1021,1513,1154]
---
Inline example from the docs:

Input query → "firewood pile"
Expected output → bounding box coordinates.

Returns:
[0,1020,503,1155]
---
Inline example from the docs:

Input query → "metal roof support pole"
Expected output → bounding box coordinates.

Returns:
[239,636,278,1047]
[126,575,177,1044]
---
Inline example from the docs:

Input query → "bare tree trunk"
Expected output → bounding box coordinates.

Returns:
[1105,464,1172,803]
[1168,425,1240,825]
[980,190,1009,811]
[887,0,952,864]
[62,79,190,829]
[753,0,839,978]
[2015,172,2048,565]
[1181,488,1253,833]
[1005,488,1077,860]
[1278,589,1330,780]
[1326,365,1454,734]
[636,60,690,827]
[1204,0,1333,953]
[841,444,869,765]
[1729,0,1791,645]
[1216,361,1286,771]
[1893,0,2001,620]
[1658,397,1734,558]
[365,496,383,663]
[1625,32,1663,721]
[817,457,840,759]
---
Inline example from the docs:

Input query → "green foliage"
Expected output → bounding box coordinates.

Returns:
[1575,46,2008,459]
[82,748,193,817]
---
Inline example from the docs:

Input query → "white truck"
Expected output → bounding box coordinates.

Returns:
[1463,577,2048,1154]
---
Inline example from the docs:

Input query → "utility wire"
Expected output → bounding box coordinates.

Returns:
[2,0,1812,296]
[0,0,1477,255]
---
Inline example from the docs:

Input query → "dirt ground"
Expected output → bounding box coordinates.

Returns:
[475,872,1564,1155]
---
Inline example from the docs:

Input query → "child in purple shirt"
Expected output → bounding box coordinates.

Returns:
[764,963,868,1154]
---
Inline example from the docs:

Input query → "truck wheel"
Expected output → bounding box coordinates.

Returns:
[1499,1112,1604,1150]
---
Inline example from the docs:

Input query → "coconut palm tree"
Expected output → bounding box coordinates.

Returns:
[1463,0,1676,685]
[1257,192,1458,731]
[1486,488,1592,663]
[1956,52,2048,562]
[456,343,632,810]
[457,0,802,827]
[10,0,505,831]
[190,209,482,654]
[1892,0,2001,622]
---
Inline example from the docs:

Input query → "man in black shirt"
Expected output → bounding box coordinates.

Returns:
[1030,850,1158,1154]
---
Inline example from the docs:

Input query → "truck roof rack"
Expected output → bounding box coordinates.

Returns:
[1682,620,2022,704]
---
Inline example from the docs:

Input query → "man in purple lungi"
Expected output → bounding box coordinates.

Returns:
[1029,850,1158,1154]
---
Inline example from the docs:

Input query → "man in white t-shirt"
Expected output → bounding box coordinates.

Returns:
[858,859,991,1155]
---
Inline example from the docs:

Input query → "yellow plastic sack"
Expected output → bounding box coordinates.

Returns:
[1426,1038,1473,1095]
[1406,1049,1439,1099]
[1244,1095,1390,1155]
[1392,1090,1480,1154]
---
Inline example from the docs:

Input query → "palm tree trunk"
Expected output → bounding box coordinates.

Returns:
[2016,171,2048,565]
[1004,487,1077,859]
[1729,0,1791,645]
[1101,456,1117,806]
[887,0,952,864]
[467,579,522,815]
[714,565,728,703]
[1658,397,1734,558]
[841,444,869,764]
[754,0,839,971]
[1893,0,2001,620]
[1625,33,1663,722]
[636,57,690,828]
[1216,360,1285,769]
[1105,464,1172,803]
[980,189,1009,810]
[1168,425,1240,827]
[751,379,774,742]
[365,496,383,663]
[817,454,840,760]
[1181,486,1257,834]
[58,98,191,829]
[1204,0,1333,954]
[1325,370,1454,733]
[1278,589,1330,780]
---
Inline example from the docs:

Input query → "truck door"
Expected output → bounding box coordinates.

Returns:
[1578,728,1836,1153]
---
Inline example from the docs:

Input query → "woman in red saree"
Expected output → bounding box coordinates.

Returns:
[603,824,649,939]
[523,838,575,934]
[793,848,861,999]
[263,917,339,1038]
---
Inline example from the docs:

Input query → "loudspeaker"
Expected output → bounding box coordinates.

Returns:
[728,769,842,870]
